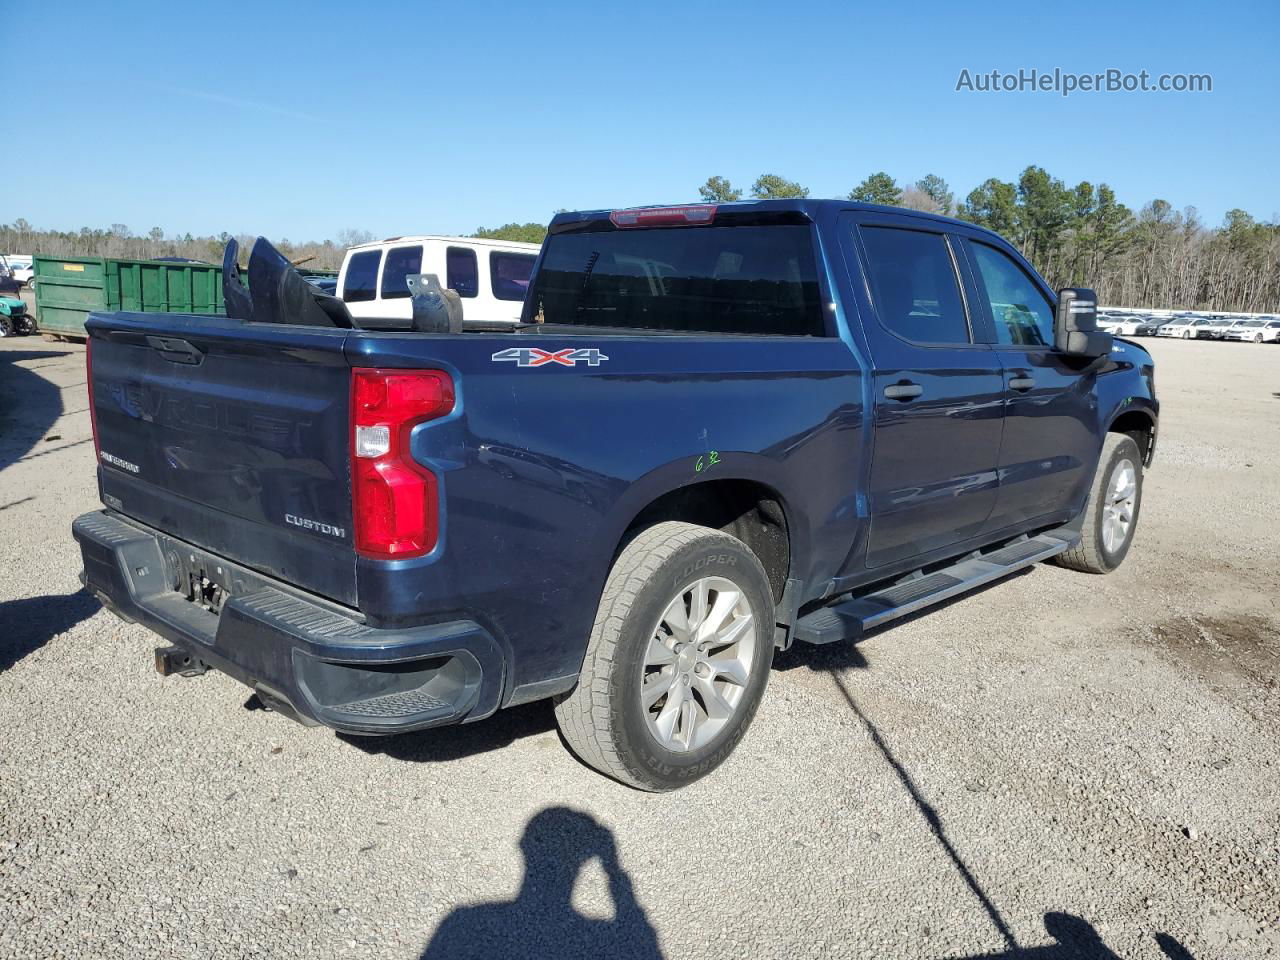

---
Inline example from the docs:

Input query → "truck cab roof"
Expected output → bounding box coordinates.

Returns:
[550,198,1008,244]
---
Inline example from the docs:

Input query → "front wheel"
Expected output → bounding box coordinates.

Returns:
[1053,433,1144,574]
[1254,333,1264,343]
[0,316,12,338]
[1182,329,1192,339]
[555,521,775,791]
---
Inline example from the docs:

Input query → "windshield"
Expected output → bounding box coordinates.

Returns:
[526,225,825,336]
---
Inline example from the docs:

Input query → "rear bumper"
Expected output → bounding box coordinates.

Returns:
[73,510,506,734]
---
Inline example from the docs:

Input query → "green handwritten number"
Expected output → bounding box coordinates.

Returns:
[708,450,720,466]
[695,456,705,473]
[695,450,721,474]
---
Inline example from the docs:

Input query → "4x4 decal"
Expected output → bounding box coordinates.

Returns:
[491,347,609,368]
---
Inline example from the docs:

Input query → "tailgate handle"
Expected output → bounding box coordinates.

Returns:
[145,336,205,365]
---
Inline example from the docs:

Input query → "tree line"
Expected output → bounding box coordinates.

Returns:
[0,220,552,274]
[0,220,373,273]
[6,167,1278,311]
[695,171,1280,313]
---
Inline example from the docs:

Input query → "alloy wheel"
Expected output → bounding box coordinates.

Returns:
[1102,459,1137,554]
[639,576,757,753]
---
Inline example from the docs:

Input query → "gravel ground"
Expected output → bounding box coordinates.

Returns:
[1,335,1277,959]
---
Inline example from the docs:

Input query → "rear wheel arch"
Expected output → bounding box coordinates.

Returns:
[613,477,794,606]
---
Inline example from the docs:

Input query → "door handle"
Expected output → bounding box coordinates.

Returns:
[1008,377,1035,392]
[884,382,923,401]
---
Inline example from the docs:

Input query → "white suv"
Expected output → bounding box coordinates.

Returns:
[336,236,540,328]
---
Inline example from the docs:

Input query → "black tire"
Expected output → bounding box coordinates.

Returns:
[0,315,12,338]
[1053,433,1144,574]
[554,521,775,791]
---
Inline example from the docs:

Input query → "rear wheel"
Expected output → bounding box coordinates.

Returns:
[1053,433,1143,574]
[554,521,775,791]
[0,316,12,338]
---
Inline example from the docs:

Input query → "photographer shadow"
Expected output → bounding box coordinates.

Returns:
[420,806,663,960]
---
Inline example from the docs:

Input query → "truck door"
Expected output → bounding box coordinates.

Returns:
[958,237,1100,533]
[840,213,1005,569]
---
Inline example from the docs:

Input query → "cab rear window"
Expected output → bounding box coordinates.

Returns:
[527,225,824,335]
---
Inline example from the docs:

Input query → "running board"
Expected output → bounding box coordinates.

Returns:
[793,527,1078,645]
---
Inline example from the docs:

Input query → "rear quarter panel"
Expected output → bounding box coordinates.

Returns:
[346,332,866,696]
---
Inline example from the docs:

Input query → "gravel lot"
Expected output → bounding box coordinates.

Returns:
[1,334,1277,959]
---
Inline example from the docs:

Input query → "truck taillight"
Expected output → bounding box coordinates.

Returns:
[86,337,100,457]
[350,368,454,558]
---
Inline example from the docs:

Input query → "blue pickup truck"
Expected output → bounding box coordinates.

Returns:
[74,200,1157,791]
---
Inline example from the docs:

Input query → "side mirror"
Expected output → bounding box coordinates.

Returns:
[1055,287,1112,358]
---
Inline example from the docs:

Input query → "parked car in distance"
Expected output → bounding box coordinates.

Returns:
[1202,317,1246,339]
[1165,317,1219,339]
[3,256,35,287]
[75,199,1157,791]
[1220,319,1276,342]
[1113,316,1160,337]
[1156,317,1199,337]
[336,236,540,328]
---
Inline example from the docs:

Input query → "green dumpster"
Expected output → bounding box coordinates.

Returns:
[33,256,228,338]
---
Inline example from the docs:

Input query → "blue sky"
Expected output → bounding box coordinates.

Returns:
[18,0,1279,241]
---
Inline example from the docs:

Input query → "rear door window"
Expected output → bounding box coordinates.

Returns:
[343,250,382,303]
[859,227,970,344]
[446,247,479,298]
[526,226,824,335]
[380,245,423,300]
[490,252,537,302]
[969,242,1055,348]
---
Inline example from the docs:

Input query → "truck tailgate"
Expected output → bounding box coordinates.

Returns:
[87,313,357,606]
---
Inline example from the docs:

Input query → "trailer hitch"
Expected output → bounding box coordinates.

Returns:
[154,645,209,678]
